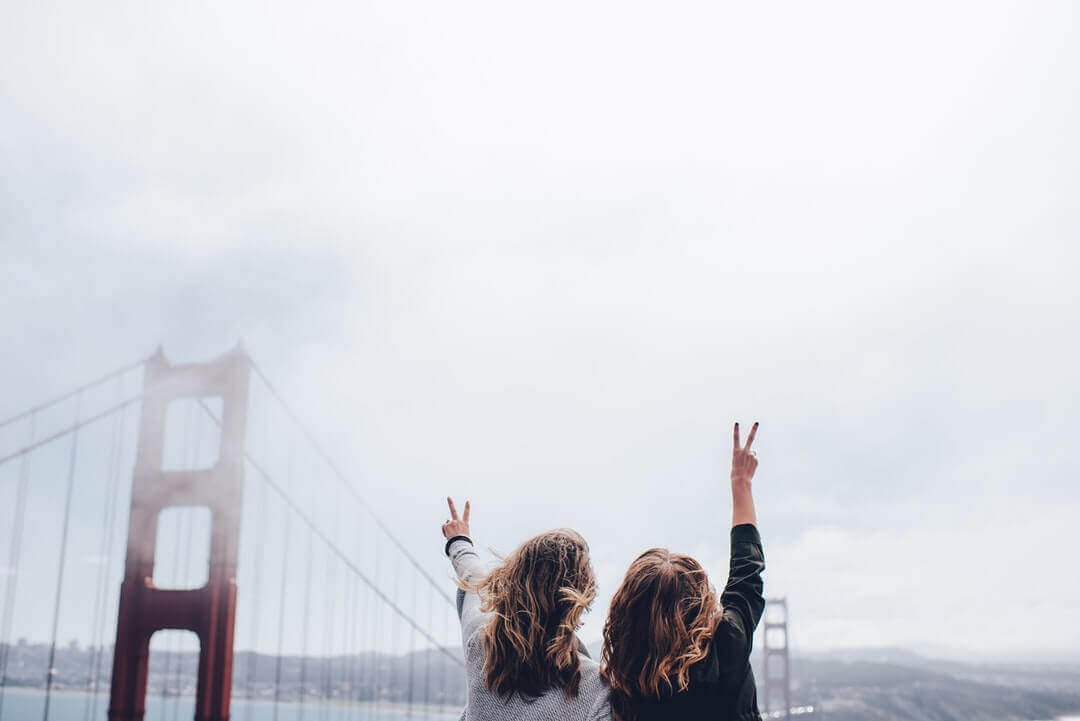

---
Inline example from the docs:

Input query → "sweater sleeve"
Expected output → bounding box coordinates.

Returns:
[446,537,489,646]
[714,523,766,669]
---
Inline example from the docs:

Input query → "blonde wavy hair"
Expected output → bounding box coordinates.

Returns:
[601,548,720,721]
[463,529,597,701]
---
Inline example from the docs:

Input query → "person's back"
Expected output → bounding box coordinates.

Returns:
[441,498,610,721]
[601,422,766,721]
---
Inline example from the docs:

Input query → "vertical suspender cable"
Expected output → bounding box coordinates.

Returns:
[351,529,367,719]
[91,398,128,721]
[83,382,124,721]
[271,445,294,721]
[245,472,267,718]
[372,532,380,721]
[440,600,449,709]
[298,526,315,721]
[318,495,328,721]
[360,526,373,716]
[358,531,370,721]
[392,548,400,714]
[320,481,340,721]
[0,412,36,721]
[42,392,83,721]
[342,569,353,719]
[362,545,372,717]
[407,573,415,718]
[424,586,432,711]
[245,397,270,720]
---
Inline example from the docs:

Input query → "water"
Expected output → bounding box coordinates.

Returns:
[0,689,459,721]
[7,691,1074,721]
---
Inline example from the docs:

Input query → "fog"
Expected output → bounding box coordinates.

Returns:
[1,0,1078,661]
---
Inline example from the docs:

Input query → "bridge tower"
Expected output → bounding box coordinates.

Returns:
[108,346,250,721]
[762,596,791,720]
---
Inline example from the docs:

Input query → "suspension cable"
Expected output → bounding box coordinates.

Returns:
[439,598,449,708]
[91,400,128,721]
[271,444,294,721]
[244,435,268,719]
[298,525,314,721]
[362,531,375,721]
[424,582,432,710]
[342,563,354,717]
[392,556,401,712]
[372,532,381,720]
[42,392,83,721]
[248,362,454,607]
[0,412,35,721]
[197,401,464,667]
[0,396,142,469]
[350,564,362,716]
[0,357,145,431]
[319,481,341,719]
[83,377,125,721]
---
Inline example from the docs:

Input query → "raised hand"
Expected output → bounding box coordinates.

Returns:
[441,496,471,539]
[731,421,759,486]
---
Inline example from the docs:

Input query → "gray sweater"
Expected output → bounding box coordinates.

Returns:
[446,537,611,721]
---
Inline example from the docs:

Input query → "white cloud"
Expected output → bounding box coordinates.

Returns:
[692,509,1080,655]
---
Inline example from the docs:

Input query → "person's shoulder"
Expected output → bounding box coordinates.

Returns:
[579,653,602,674]
[588,700,614,721]
[463,628,488,667]
[577,655,612,718]
[695,615,752,681]
[584,684,613,721]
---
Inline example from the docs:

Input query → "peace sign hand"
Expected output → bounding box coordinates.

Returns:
[731,422,759,486]
[441,497,471,540]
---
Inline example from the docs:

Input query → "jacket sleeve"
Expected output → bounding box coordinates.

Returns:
[715,523,765,669]
[446,536,489,646]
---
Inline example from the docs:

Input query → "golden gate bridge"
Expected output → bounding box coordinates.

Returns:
[0,345,465,721]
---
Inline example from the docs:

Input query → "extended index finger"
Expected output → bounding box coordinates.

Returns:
[733,422,741,449]
[447,497,459,520]
[463,501,471,523]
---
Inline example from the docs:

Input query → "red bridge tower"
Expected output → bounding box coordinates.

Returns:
[108,346,250,721]
[762,596,792,720]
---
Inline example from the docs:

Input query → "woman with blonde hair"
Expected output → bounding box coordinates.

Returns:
[602,422,766,721]
[440,498,610,721]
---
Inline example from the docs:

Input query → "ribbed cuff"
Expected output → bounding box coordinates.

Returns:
[731,523,761,546]
[444,535,473,556]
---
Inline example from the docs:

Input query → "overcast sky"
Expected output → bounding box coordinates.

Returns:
[1,0,1078,663]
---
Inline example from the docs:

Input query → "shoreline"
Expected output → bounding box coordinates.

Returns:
[0,687,461,716]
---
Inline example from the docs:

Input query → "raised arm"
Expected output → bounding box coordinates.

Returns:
[441,497,488,645]
[716,422,765,667]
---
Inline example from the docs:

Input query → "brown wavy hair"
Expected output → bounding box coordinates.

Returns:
[464,529,597,701]
[601,548,720,721]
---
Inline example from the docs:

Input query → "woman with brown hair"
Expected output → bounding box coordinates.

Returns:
[601,422,766,721]
[440,498,610,721]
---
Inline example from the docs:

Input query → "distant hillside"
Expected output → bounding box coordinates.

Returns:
[584,641,1080,721]
[3,640,1078,721]
[0,641,467,706]
[779,649,1080,721]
